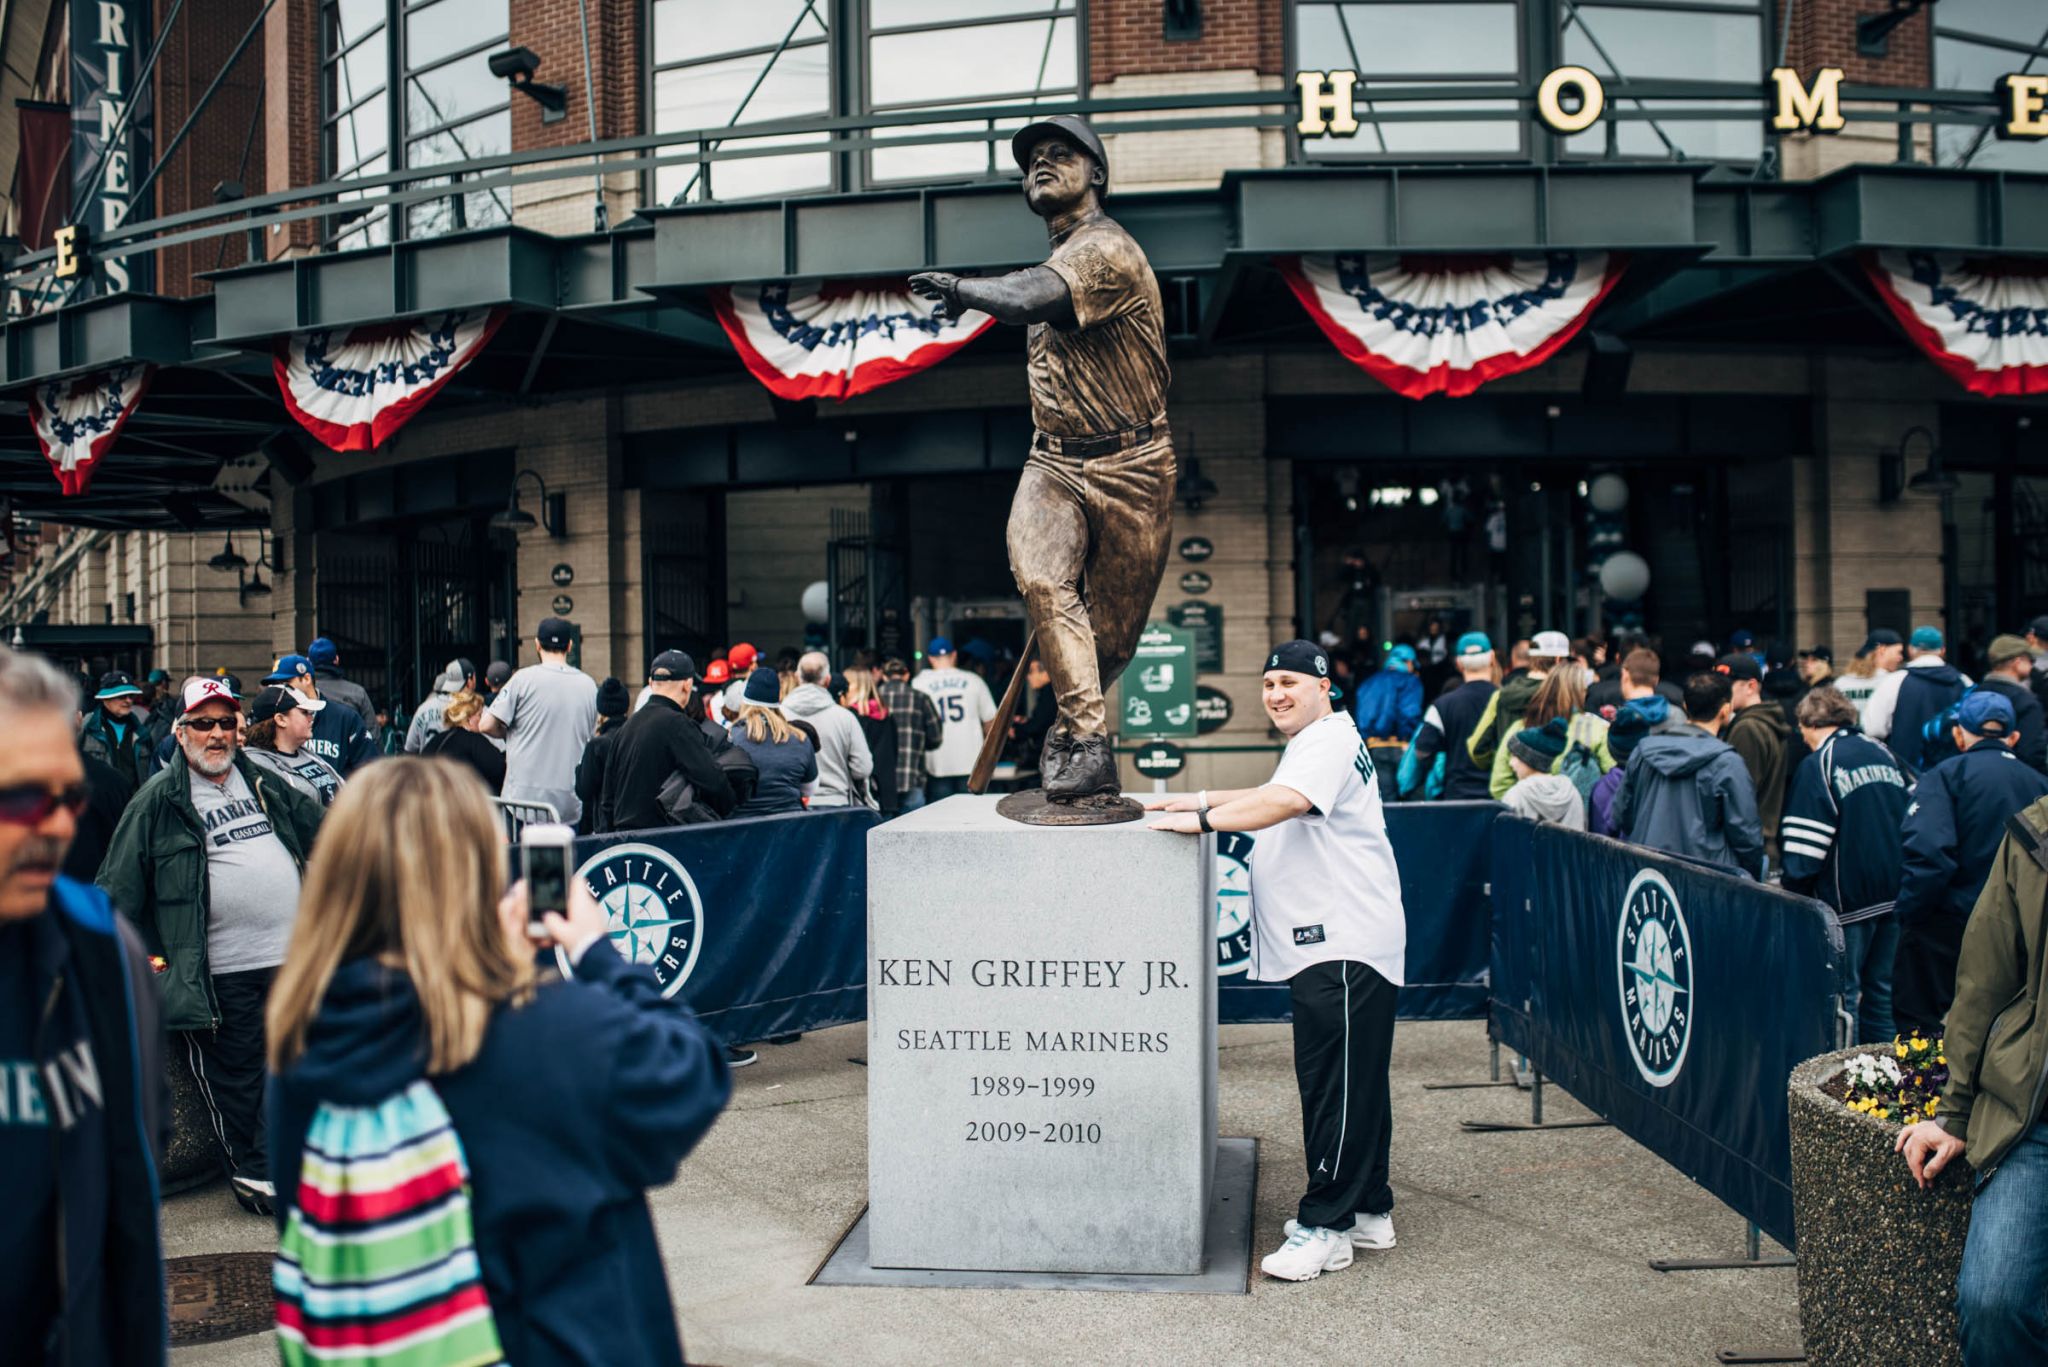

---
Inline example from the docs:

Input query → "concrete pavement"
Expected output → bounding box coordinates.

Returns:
[169,1018,1800,1366]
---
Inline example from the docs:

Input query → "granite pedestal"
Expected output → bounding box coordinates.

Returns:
[866,795,1217,1274]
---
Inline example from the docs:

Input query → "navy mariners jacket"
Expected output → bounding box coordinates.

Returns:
[1779,727,1912,923]
[1898,738,2048,926]
[10,878,169,1366]
[271,944,730,1366]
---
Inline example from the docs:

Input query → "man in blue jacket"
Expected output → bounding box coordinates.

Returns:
[1895,690,2048,1036]
[1611,671,1766,880]
[0,647,167,1366]
[1354,643,1422,742]
[1780,685,1913,1043]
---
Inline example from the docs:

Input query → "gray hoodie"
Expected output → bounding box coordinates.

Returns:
[1503,772,1586,830]
[1611,724,1765,879]
[780,684,875,808]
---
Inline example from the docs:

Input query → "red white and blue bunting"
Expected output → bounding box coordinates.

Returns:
[29,363,152,496]
[711,279,994,402]
[1277,252,1627,400]
[1865,250,2048,398]
[273,308,507,452]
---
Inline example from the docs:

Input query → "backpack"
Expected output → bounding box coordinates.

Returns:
[1556,714,1605,803]
[274,1079,504,1366]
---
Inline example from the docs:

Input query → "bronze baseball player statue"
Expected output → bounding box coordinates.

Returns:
[911,116,1173,823]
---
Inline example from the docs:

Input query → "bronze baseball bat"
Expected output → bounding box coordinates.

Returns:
[968,628,1039,795]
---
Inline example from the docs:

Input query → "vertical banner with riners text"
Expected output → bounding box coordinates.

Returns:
[70,0,154,294]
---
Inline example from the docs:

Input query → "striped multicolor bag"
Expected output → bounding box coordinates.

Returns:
[273,1079,504,1366]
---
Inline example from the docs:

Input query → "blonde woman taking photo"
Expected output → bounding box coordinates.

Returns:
[265,759,729,1365]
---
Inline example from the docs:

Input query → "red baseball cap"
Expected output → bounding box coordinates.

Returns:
[704,660,732,685]
[727,642,758,672]
[181,677,241,713]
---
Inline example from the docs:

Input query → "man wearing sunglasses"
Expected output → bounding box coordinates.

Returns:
[0,647,169,1365]
[98,677,325,1216]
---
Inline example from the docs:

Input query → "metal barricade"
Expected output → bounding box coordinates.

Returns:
[492,797,561,843]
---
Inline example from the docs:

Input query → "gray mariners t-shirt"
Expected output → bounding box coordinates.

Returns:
[487,661,598,823]
[189,767,302,975]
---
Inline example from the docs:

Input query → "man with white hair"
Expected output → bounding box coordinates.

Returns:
[779,651,875,808]
[98,676,325,1215]
[0,647,169,1362]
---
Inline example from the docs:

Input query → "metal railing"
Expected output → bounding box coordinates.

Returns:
[2,78,2014,304]
[492,796,561,844]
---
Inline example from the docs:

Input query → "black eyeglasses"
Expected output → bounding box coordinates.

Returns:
[179,716,237,733]
[0,781,90,827]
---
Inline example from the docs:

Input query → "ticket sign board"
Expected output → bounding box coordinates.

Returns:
[1121,623,1197,738]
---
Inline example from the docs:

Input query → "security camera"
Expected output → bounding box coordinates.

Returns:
[488,46,567,123]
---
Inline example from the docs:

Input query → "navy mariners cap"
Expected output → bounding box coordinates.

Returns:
[649,649,696,682]
[1958,691,2017,738]
[94,670,142,700]
[307,636,339,667]
[264,653,313,685]
[925,636,955,657]
[536,618,573,651]
[1264,640,1331,679]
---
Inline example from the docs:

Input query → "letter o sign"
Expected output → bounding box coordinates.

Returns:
[1536,66,1606,134]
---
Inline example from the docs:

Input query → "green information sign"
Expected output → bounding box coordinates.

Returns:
[1168,600,1224,673]
[1121,622,1197,738]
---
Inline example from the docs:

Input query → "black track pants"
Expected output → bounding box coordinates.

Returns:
[1289,959,1397,1230]
[183,965,276,1182]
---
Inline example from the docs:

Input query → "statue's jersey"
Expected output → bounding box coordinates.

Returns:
[1028,215,1170,438]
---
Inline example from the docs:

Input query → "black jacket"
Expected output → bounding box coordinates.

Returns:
[1400,678,1497,801]
[1898,739,2048,926]
[16,879,169,1366]
[422,725,506,794]
[600,696,736,831]
[1779,726,1912,922]
[573,721,624,835]
[62,752,134,884]
[1978,675,2048,775]
[270,948,728,1367]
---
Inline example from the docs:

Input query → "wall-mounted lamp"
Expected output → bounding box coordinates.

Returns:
[207,530,281,601]
[206,533,248,572]
[490,468,566,538]
[1856,0,1932,58]
[1878,425,1957,504]
[489,47,567,124]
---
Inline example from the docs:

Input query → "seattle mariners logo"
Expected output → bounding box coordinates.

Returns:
[1617,869,1692,1087]
[1215,832,1254,975]
[557,843,705,998]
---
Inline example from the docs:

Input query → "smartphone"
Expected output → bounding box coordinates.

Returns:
[520,824,576,938]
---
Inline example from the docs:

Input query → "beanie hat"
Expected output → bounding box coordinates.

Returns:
[595,676,630,718]
[742,667,782,706]
[1607,704,1653,760]
[1508,716,1571,771]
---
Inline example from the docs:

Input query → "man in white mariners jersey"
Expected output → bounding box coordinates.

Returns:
[1146,638,1407,1281]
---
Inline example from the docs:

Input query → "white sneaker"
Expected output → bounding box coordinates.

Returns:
[1260,1224,1353,1281]
[1284,1213,1396,1249]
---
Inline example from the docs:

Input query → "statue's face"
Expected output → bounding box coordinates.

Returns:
[1022,135,1102,217]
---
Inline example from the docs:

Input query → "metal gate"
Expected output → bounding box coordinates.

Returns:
[826,508,906,664]
[316,523,503,714]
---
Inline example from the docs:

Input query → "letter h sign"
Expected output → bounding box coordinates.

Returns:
[1296,70,1359,137]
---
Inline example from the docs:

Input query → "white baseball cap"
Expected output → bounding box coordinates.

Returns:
[1531,630,1572,658]
[180,677,241,713]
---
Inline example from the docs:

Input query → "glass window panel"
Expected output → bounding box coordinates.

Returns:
[405,178,511,238]
[1937,0,2048,43]
[1304,95,1523,155]
[328,0,385,51]
[1563,5,1762,82]
[870,117,1005,181]
[1562,102,1762,161]
[330,36,388,109]
[405,0,506,70]
[651,0,827,65]
[870,0,1072,29]
[654,49,830,131]
[406,52,507,133]
[1295,3,1519,78]
[405,109,510,169]
[870,16,1075,107]
[333,90,388,169]
[1937,32,2045,92]
[653,134,832,202]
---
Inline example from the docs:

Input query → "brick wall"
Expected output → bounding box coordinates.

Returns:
[262,0,321,258]
[1785,0,1931,88]
[154,0,267,294]
[1089,0,1285,82]
[508,0,640,234]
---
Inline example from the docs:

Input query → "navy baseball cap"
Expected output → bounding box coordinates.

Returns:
[94,671,142,700]
[926,636,955,657]
[1729,628,1755,649]
[1858,628,1903,655]
[1958,690,2017,738]
[264,654,313,685]
[1264,640,1331,679]
[536,618,574,651]
[1910,625,1944,652]
[649,649,696,682]
[307,636,339,667]
[1714,652,1764,683]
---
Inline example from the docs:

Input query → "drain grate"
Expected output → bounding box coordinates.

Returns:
[167,1252,275,1344]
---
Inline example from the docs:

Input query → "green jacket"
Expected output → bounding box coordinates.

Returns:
[1487,709,1615,800]
[1939,795,2048,1176]
[1468,670,1544,770]
[96,747,325,1031]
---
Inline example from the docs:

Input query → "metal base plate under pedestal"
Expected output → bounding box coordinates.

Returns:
[810,1138,1257,1294]
[995,788,1146,826]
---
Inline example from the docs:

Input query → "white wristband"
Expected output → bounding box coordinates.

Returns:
[1198,789,1208,810]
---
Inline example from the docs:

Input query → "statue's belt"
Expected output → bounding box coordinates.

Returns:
[1030,419,1163,460]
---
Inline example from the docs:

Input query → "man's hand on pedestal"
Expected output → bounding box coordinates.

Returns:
[908,271,964,323]
[1144,795,1200,813]
[1147,810,1202,834]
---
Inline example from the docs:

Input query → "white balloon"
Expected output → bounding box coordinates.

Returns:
[1588,473,1630,514]
[801,580,830,622]
[1598,550,1651,601]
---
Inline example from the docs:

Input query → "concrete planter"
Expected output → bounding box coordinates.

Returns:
[1789,1048,1972,1367]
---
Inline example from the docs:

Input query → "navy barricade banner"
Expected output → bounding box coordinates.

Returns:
[1216,801,1498,1024]
[554,808,879,1044]
[1489,817,1844,1249]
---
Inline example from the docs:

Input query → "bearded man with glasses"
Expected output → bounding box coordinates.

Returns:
[98,675,325,1215]
[0,646,170,1365]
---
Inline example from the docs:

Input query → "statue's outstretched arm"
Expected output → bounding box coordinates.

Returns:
[908,267,1075,329]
